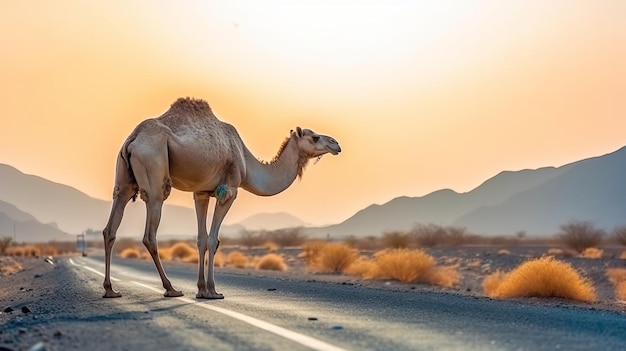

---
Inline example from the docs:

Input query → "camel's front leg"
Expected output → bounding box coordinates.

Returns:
[197,186,237,300]
[193,191,211,298]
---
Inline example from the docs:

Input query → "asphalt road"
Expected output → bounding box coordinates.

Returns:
[4,255,626,351]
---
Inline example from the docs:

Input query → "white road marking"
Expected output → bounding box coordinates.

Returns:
[69,258,120,281]
[71,259,348,351]
[131,281,347,351]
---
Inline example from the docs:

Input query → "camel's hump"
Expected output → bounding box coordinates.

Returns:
[169,97,212,114]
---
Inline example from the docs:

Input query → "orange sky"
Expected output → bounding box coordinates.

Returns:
[1,1,625,226]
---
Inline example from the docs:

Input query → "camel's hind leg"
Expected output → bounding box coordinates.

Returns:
[103,155,137,298]
[130,150,183,297]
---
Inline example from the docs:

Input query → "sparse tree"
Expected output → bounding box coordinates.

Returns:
[381,230,411,249]
[613,226,626,246]
[265,227,307,248]
[445,226,468,246]
[412,223,446,248]
[558,220,605,253]
[238,229,266,249]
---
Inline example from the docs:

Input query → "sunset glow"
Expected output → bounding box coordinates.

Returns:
[1,1,625,226]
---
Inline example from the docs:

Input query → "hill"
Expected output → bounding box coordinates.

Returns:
[313,146,626,238]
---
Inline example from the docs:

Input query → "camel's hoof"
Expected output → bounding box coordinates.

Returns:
[164,289,184,297]
[103,290,122,298]
[196,291,224,300]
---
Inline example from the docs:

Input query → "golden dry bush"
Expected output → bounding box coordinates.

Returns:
[308,243,357,273]
[256,253,288,271]
[300,240,327,265]
[580,247,603,259]
[168,242,197,260]
[214,251,225,267]
[424,266,460,288]
[37,245,59,256]
[488,256,596,302]
[262,241,279,252]
[0,257,22,276]
[158,248,172,261]
[120,248,141,259]
[482,270,509,295]
[344,257,377,277]
[546,248,563,256]
[227,251,249,268]
[606,268,626,301]
[6,245,42,257]
[372,249,435,283]
[497,249,511,256]
[620,251,626,260]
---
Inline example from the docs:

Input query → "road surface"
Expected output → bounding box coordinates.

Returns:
[2,255,626,350]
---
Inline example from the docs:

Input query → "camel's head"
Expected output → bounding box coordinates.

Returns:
[292,127,341,158]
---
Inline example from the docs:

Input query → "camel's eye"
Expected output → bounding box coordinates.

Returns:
[312,136,320,143]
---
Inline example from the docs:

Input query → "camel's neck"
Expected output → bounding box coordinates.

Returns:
[241,136,307,196]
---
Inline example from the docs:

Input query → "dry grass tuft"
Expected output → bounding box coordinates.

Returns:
[497,249,511,256]
[424,266,460,288]
[371,249,435,282]
[261,241,279,252]
[0,257,23,276]
[120,248,141,259]
[606,268,626,301]
[168,242,197,260]
[482,270,509,295]
[227,251,249,268]
[580,247,603,259]
[6,245,42,257]
[484,256,596,302]
[308,243,358,273]
[300,240,327,265]
[214,251,225,267]
[158,248,172,261]
[256,253,288,271]
[344,257,378,277]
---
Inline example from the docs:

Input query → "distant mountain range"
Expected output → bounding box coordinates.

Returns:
[0,164,304,242]
[310,145,626,238]
[2,145,625,242]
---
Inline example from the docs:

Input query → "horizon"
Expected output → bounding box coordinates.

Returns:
[1,1,625,226]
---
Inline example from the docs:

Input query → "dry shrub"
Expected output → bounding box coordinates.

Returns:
[580,247,603,259]
[227,251,249,268]
[467,259,482,268]
[619,251,626,260]
[606,268,626,301]
[371,249,435,282]
[546,248,577,258]
[300,240,327,265]
[485,256,596,303]
[381,231,412,249]
[497,249,511,256]
[482,270,509,295]
[120,248,141,259]
[308,243,357,273]
[0,257,22,276]
[6,245,41,257]
[158,248,172,261]
[558,220,605,253]
[214,251,225,267]
[261,241,279,252]
[256,253,288,271]
[344,257,377,277]
[265,227,307,248]
[424,266,460,288]
[168,242,197,260]
[613,226,626,246]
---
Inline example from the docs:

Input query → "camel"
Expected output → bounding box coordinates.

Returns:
[102,97,341,299]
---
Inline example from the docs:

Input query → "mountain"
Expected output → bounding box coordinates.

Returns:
[237,212,307,231]
[0,199,70,243]
[0,164,201,237]
[314,145,626,238]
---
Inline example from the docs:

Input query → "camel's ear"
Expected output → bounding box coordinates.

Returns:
[296,127,303,138]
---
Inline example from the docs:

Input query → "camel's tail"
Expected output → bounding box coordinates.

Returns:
[120,133,139,202]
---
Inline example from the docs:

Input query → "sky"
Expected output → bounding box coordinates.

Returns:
[1,0,625,227]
